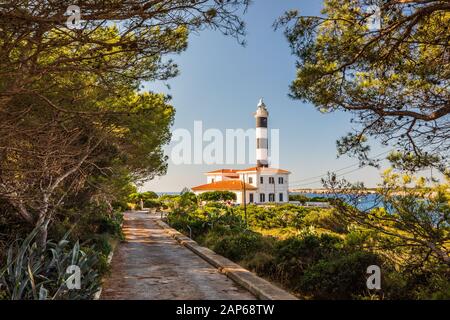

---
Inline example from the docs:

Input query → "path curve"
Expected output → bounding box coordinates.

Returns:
[100,211,255,300]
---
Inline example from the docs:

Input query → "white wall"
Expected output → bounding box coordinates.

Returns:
[236,190,257,204]
[239,173,258,187]
[256,173,289,203]
[202,171,290,204]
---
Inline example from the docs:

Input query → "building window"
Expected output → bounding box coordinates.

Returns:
[249,193,254,203]
[249,177,253,184]
[278,177,284,184]
[260,177,264,184]
[211,178,215,183]
[279,193,284,202]
[259,193,265,203]
[269,177,275,184]
[269,193,275,202]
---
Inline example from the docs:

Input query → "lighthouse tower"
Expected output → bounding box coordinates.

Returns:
[255,98,269,168]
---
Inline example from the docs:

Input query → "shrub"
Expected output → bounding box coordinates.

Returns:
[203,230,266,262]
[50,205,123,243]
[128,191,158,203]
[302,209,348,233]
[273,234,343,287]
[96,212,124,237]
[239,205,311,230]
[243,251,276,276]
[0,228,101,300]
[111,200,128,212]
[143,199,162,209]
[299,251,382,299]
[199,191,236,202]
[167,212,209,239]
[289,194,309,204]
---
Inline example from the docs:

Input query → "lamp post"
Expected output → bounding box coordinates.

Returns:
[243,173,248,228]
[273,177,276,203]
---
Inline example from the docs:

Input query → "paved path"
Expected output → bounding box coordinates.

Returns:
[100,212,255,300]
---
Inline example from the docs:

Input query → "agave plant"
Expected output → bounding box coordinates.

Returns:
[0,227,101,300]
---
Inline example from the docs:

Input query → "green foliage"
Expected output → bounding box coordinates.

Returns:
[274,234,343,277]
[0,228,100,300]
[302,209,349,233]
[0,0,251,300]
[300,251,381,300]
[203,230,268,262]
[111,200,129,212]
[289,194,309,203]
[236,204,310,230]
[277,0,450,169]
[129,192,159,203]
[164,187,450,299]
[143,199,162,209]
[198,191,237,202]
[289,194,329,203]
[167,190,198,214]
[50,204,124,244]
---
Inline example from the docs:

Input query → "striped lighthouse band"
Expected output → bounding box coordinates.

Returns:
[256,116,268,128]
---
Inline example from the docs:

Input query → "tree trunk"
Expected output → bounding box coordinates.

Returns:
[36,223,48,252]
[35,213,50,251]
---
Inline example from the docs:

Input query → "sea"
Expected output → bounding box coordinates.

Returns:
[157,192,383,212]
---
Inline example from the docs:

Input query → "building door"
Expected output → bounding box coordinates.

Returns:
[259,193,265,203]
[279,193,284,202]
[249,193,254,203]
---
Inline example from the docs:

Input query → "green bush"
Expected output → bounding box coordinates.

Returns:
[144,199,162,209]
[163,193,450,300]
[274,234,343,277]
[299,251,381,299]
[243,251,276,276]
[167,212,209,239]
[0,228,101,300]
[203,230,266,262]
[289,194,309,203]
[128,191,158,203]
[241,204,310,230]
[111,200,128,212]
[199,191,236,202]
[302,209,348,233]
[96,212,124,237]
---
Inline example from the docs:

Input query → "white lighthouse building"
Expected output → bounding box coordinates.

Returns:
[192,99,291,204]
[255,98,269,168]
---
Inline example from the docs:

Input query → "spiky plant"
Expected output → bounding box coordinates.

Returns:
[0,227,101,300]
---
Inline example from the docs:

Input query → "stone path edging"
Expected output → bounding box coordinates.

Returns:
[155,219,298,301]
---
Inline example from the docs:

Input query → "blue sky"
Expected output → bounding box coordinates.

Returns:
[141,1,423,192]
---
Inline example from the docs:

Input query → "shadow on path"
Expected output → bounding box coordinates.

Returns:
[100,211,255,300]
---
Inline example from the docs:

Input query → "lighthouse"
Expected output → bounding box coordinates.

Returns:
[255,98,269,168]
[192,97,291,205]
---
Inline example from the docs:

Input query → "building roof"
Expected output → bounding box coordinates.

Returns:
[236,167,291,174]
[206,169,239,175]
[192,180,257,192]
[206,167,290,175]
